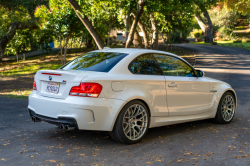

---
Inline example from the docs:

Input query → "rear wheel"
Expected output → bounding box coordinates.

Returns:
[214,92,236,124]
[110,100,149,144]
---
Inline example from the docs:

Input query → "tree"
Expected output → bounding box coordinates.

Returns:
[219,0,250,14]
[150,13,159,49]
[134,14,151,49]
[0,21,38,62]
[66,0,105,49]
[193,0,217,43]
[35,0,87,64]
[0,0,48,62]
[125,0,146,48]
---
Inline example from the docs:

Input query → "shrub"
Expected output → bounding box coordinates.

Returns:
[242,38,250,43]
[189,29,203,38]
[194,32,200,38]
[233,39,242,43]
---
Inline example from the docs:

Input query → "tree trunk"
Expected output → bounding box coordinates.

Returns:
[107,26,111,46]
[16,52,18,63]
[0,21,38,62]
[166,32,170,52]
[203,10,213,43]
[160,32,165,44]
[86,37,93,48]
[125,0,146,48]
[23,44,25,60]
[194,3,213,43]
[59,33,63,65]
[150,13,159,50]
[194,14,206,32]
[133,29,143,48]
[64,34,70,65]
[125,8,131,42]
[132,13,150,49]
[67,0,105,49]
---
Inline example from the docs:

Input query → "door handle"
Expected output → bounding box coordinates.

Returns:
[168,83,177,87]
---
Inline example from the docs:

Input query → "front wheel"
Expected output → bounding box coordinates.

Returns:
[214,92,236,124]
[110,100,149,144]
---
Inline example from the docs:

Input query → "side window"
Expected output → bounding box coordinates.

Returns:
[128,54,163,75]
[154,54,194,77]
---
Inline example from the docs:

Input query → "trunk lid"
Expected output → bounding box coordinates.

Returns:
[35,70,105,99]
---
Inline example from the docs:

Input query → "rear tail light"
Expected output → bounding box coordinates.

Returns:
[33,79,37,90]
[69,83,102,98]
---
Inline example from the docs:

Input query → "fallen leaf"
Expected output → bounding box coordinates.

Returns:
[50,160,57,163]
[177,160,182,163]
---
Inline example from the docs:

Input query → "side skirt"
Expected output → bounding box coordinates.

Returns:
[149,110,216,128]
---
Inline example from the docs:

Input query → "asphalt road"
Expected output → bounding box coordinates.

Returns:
[1,44,250,166]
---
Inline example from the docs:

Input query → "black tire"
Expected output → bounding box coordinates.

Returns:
[110,100,150,144]
[214,92,236,124]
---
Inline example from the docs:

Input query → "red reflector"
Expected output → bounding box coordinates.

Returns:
[33,79,37,90]
[42,73,61,76]
[69,83,102,98]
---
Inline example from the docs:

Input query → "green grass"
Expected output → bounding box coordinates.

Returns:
[190,41,250,50]
[1,62,62,76]
[0,53,82,77]
[0,90,31,100]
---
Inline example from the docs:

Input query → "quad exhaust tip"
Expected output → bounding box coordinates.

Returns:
[60,124,75,131]
[31,116,41,122]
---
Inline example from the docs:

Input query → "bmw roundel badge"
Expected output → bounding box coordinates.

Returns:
[49,76,52,81]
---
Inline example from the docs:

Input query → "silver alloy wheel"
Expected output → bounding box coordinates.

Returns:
[122,104,148,140]
[221,95,235,122]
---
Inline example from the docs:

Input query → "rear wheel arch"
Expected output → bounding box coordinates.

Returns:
[110,99,151,144]
[111,98,151,131]
[134,99,151,118]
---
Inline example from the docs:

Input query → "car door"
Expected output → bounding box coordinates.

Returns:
[153,54,210,116]
[128,54,169,117]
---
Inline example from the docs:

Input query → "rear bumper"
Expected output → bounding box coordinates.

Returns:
[28,91,125,131]
[28,109,79,129]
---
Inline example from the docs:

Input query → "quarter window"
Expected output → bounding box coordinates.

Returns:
[128,54,163,75]
[154,54,194,77]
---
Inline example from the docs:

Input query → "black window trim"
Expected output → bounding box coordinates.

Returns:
[152,53,198,77]
[128,53,164,76]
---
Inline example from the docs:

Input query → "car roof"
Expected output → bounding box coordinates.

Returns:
[92,48,141,54]
[92,48,178,56]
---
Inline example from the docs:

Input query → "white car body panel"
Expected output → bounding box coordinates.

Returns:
[165,76,210,116]
[28,48,237,131]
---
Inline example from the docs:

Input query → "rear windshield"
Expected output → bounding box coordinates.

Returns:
[60,52,128,72]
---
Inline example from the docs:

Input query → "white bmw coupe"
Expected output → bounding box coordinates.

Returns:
[28,48,236,144]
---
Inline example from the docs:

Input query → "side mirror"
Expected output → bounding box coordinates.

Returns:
[196,70,205,77]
